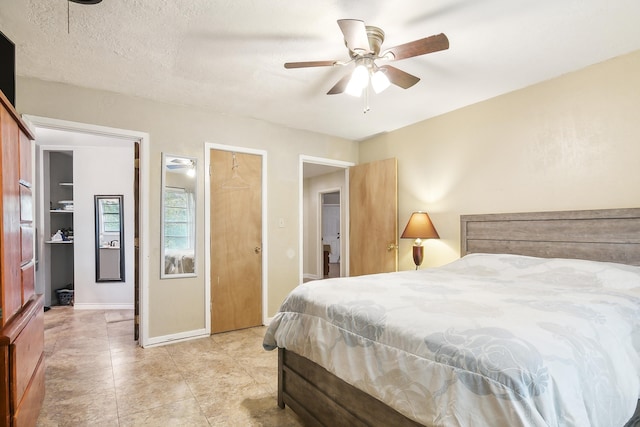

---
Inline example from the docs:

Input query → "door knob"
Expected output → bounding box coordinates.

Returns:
[254,246,262,254]
[387,243,398,251]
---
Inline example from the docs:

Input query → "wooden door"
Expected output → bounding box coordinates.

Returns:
[133,142,140,341]
[210,150,262,333]
[349,158,398,276]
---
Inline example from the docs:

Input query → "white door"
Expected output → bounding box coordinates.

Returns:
[322,204,340,263]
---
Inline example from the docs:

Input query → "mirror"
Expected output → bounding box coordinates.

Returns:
[161,154,197,278]
[94,195,125,282]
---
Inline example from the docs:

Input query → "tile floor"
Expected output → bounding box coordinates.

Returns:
[36,307,303,426]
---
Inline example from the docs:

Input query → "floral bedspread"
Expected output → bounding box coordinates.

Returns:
[263,253,640,426]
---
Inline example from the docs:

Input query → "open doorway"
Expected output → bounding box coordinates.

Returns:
[299,156,354,283]
[24,115,150,344]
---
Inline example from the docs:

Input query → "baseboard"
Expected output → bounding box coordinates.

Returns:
[143,328,209,348]
[73,303,134,310]
[303,273,322,280]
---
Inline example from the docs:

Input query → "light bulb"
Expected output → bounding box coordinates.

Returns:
[371,69,390,94]
[345,64,369,97]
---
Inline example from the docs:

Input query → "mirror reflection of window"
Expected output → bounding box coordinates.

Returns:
[161,154,197,278]
[163,187,195,250]
[100,199,121,241]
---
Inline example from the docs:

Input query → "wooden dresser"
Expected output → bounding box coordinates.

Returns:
[0,90,44,426]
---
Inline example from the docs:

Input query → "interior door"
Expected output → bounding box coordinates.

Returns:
[134,142,140,340]
[210,149,262,333]
[349,158,398,276]
[322,203,340,263]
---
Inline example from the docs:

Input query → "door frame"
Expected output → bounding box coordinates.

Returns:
[204,143,268,331]
[23,115,150,344]
[299,155,354,283]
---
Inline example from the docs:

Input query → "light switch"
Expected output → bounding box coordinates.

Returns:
[278,218,285,228]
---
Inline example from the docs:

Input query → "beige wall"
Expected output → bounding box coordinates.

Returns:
[360,49,640,271]
[16,77,359,339]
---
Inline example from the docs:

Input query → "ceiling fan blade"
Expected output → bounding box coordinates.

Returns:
[327,74,352,95]
[285,60,338,69]
[382,33,449,61]
[337,19,371,54]
[379,65,420,89]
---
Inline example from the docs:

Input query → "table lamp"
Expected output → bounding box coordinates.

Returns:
[401,211,439,269]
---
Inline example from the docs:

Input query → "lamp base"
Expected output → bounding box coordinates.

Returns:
[412,245,424,270]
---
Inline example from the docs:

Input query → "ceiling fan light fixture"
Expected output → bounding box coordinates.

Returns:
[284,19,449,102]
[371,69,390,94]
[345,64,369,97]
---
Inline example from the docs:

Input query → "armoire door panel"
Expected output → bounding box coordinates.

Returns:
[19,131,32,187]
[20,225,33,265]
[19,185,32,222]
[21,262,35,304]
[10,305,43,411]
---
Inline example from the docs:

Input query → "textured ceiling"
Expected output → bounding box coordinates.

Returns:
[1,0,640,141]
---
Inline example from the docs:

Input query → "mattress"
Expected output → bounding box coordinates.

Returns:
[263,253,640,426]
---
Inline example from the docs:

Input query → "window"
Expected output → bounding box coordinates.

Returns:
[163,187,195,250]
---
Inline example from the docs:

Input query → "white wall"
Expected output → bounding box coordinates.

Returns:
[73,145,134,308]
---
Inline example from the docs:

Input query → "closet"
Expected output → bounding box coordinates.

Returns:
[0,90,44,425]
[42,151,74,306]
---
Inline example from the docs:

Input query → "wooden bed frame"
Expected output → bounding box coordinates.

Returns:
[278,208,640,426]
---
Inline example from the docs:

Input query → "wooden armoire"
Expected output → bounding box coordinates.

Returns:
[0,90,44,426]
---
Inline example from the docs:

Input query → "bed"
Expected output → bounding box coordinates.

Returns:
[163,249,195,275]
[263,208,640,426]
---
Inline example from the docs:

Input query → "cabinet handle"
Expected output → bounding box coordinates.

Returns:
[387,243,398,251]
[254,247,262,254]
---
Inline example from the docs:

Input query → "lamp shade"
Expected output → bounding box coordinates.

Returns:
[371,69,390,94]
[345,64,369,97]
[401,212,439,240]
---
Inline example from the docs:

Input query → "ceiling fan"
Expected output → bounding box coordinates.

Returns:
[166,157,196,177]
[285,19,449,99]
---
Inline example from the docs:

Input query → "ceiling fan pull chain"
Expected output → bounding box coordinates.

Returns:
[363,85,370,114]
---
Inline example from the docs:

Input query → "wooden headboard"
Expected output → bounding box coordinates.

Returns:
[460,208,640,266]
